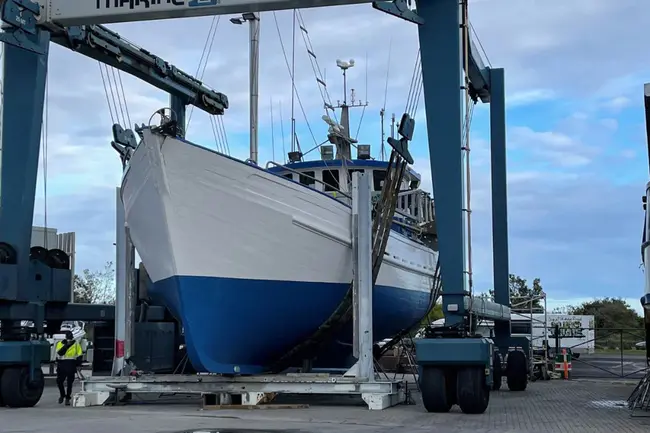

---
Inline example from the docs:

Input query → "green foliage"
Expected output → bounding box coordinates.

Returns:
[414,301,444,334]
[489,274,544,312]
[73,261,116,305]
[565,297,643,350]
[567,297,642,329]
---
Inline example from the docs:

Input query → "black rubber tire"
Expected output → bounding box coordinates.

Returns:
[456,367,490,414]
[492,352,502,391]
[0,367,45,408]
[420,367,453,413]
[506,350,528,392]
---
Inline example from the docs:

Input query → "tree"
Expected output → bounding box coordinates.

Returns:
[566,297,643,350]
[74,261,116,305]
[489,274,545,313]
[567,297,641,329]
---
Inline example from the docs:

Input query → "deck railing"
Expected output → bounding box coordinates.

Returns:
[395,190,435,224]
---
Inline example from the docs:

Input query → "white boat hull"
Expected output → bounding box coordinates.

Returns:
[121,129,438,374]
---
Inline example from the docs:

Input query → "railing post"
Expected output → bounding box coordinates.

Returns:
[620,329,624,378]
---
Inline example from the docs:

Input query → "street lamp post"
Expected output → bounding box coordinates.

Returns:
[230,13,260,164]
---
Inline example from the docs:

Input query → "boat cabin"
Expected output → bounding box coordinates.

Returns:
[266,145,436,227]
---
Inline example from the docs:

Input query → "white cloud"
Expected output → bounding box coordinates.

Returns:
[507,89,556,107]
[509,126,597,167]
[602,96,632,113]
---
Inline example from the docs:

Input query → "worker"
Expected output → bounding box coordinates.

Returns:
[55,330,83,406]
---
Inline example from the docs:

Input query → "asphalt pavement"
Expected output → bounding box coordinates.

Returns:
[571,352,648,379]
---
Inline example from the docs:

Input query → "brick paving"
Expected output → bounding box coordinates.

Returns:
[2,379,650,433]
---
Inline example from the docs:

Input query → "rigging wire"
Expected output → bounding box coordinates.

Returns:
[278,99,287,163]
[380,38,392,161]
[186,15,221,135]
[295,10,337,122]
[272,11,317,150]
[270,96,276,161]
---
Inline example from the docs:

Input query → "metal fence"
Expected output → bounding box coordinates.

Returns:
[531,326,648,379]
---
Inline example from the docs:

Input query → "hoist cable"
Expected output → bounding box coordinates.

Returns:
[98,62,116,124]
[109,67,127,126]
[116,71,132,128]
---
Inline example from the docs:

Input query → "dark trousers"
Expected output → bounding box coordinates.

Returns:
[56,360,77,399]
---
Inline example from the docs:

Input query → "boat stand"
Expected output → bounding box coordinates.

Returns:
[73,172,406,410]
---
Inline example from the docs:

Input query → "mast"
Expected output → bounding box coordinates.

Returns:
[249,12,260,163]
[333,59,368,160]
[230,12,260,163]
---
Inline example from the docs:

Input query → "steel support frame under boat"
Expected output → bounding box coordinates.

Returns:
[76,172,407,411]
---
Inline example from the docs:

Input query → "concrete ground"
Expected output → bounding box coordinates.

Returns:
[2,378,650,433]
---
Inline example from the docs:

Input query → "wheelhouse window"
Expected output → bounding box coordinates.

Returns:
[322,169,340,192]
[299,171,316,187]
[283,173,293,181]
[347,168,365,184]
[373,169,387,191]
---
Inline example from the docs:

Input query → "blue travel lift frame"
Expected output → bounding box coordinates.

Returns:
[0,0,224,407]
[409,0,528,415]
[0,0,520,413]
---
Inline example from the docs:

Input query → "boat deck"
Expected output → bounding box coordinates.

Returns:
[9,378,648,433]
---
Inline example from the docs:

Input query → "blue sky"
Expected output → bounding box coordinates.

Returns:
[17,0,649,312]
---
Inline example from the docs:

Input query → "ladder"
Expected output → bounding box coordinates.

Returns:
[268,114,416,373]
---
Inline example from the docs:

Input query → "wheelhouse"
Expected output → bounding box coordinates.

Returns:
[266,159,436,226]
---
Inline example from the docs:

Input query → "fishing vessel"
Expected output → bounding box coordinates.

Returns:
[116,17,439,373]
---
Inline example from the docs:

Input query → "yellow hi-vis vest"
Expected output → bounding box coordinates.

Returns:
[55,340,83,361]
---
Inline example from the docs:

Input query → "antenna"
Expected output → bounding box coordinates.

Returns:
[270,96,276,162]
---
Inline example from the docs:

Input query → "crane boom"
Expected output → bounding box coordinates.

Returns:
[35,0,492,102]
[51,24,228,115]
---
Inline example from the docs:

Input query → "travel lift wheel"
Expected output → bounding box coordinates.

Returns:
[421,367,456,413]
[0,367,45,408]
[506,349,528,391]
[456,367,490,414]
[492,351,503,391]
[421,366,490,414]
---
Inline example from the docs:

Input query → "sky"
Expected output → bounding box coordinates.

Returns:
[9,0,649,313]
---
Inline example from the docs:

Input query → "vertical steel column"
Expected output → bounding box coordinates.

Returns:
[113,186,136,375]
[351,171,374,380]
[170,95,187,138]
[489,68,511,351]
[0,31,50,300]
[416,0,465,326]
[113,187,126,375]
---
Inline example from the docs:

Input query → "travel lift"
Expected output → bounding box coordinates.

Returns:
[0,0,520,412]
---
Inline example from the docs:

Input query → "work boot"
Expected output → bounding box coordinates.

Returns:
[58,396,64,404]
[65,398,71,406]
